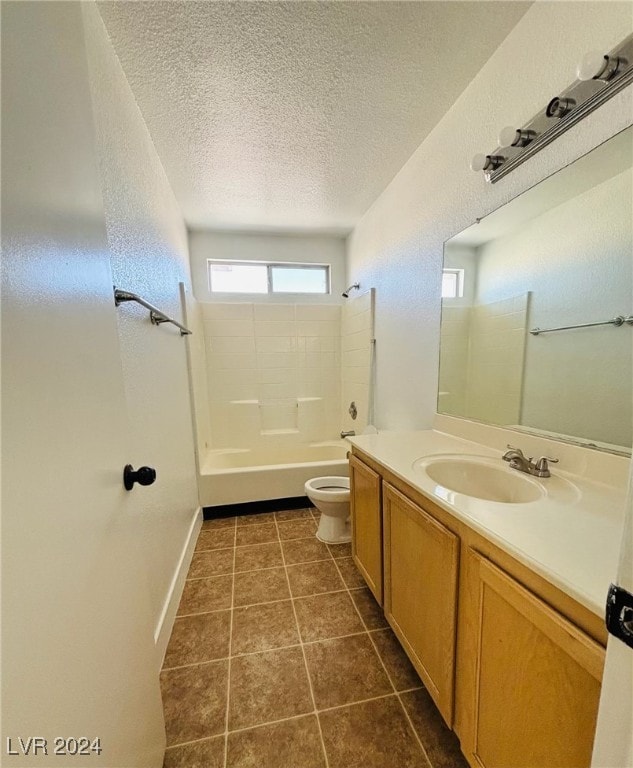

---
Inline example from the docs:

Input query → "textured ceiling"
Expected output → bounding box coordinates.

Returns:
[98,1,531,233]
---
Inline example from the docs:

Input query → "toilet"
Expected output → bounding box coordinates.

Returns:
[304,476,351,544]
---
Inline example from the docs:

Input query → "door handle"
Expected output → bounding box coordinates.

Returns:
[606,583,633,650]
[123,465,156,491]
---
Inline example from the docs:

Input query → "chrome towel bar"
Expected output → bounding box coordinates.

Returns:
[113,287,192,336]
[530,315,633,336]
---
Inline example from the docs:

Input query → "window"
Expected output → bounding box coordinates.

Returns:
[208,260,330,295]
[441,268,464,299]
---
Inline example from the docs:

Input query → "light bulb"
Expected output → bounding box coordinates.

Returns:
[470,154,503,173]
[470,153,487,172]
[577,52,620,82]
[498,126,534,148]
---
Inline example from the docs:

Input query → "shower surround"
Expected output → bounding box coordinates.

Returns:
[192,296,374,507]
[203,302,342,447]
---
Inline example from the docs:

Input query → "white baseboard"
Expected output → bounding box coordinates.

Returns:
[154,507,203,669]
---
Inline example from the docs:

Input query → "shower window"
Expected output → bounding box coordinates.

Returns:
[441,268,464,299]
[208,260,330,295]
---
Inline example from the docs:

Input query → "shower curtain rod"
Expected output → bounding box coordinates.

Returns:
[529,315,633,336]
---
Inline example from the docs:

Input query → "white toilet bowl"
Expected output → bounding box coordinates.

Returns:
[304,476,351,544]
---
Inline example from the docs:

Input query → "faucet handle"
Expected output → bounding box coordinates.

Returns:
[503,444,525,461]
[533,456,559,477]
[534,456,558,469]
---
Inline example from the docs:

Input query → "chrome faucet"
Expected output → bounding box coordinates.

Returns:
[502,445,558,478]
[341,430,356,439]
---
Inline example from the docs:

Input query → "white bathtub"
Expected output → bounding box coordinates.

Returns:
[198,441,349,507]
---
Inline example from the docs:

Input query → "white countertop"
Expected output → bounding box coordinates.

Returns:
[348,429,628,618]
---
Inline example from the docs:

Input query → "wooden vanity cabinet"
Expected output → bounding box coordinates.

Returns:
[349,454,383,604]
[459,549,604,768]
[383,482,459,725]
[349,447,606,768]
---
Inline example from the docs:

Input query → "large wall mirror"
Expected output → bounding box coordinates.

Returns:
[439,126,632,454]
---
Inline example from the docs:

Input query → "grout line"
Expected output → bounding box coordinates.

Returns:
[176,606,233,619]
[186,570,233,582]
[164,734,225,752]
[325,542,434,768]
[223,518,237,768]
[221,711,317,738]
[164,620,377,672]
[176,585,362,621]
[317,691,396,714]
[274,515,331,768]
[297,628,368,648]
[194,545,238,554]
[161,657,229,673]
[395,688,433,768]
[190,544,234,555]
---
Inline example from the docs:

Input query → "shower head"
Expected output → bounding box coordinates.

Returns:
[342,282,360,298]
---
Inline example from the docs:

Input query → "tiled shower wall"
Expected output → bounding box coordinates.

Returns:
[202,303,341,449]
[438,294,529,426]
[437,305,470,417]
[465,294,529,425]
[340,289,375,435]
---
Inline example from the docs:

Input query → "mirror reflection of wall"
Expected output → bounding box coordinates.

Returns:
[439,126,633,452]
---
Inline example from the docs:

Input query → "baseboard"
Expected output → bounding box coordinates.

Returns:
[154,507,203,669]
[203,495,313,520]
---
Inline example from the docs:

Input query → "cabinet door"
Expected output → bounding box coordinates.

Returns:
[383,483,459,725]
[350,455,383,604]
[464,551,604,768]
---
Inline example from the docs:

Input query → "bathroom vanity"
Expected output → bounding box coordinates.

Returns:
[348,425,627,768]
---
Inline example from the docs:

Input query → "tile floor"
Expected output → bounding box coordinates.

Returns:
[161,506,468,768]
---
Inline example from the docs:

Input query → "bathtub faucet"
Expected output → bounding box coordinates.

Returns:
[340,430,356,439]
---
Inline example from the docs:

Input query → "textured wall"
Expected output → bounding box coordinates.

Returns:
[189,230,346,305]
[84,3,198,638]
[2,2,166,762]
[346,1,633,432]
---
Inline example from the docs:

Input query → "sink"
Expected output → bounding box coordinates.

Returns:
[412,455,544,504]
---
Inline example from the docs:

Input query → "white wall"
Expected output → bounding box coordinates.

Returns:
[340,289,375,434]
[181,287,213,466]
[2,2,169,762]
[346,1,633,432]
[189,230,347,304]
[84,3,199,650]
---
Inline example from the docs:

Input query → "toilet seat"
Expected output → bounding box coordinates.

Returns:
[304,476,350,504]
[305,475,351,544]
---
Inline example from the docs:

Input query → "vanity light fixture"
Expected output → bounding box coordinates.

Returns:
[498,126,535,148]
[470,153,504,172]
[472,32,633,183]
[577,51,622,83]
[545,96,576,119]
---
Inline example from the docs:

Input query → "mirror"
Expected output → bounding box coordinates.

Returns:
[439,126,633,453]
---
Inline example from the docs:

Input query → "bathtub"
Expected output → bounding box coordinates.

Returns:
[198,441,350,507]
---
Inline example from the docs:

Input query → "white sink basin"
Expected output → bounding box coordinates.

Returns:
[412,455,544,504]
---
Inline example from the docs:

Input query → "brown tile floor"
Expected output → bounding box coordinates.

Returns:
[161,506,468,768]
